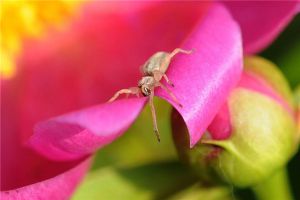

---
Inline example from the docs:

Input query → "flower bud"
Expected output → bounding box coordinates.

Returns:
[172,56,298,187]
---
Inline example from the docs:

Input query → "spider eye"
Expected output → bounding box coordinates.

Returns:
[142,87,151,96]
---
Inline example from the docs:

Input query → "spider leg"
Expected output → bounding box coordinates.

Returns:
[108,87,140,102]
[159,48,194,78]
[169,48,194,59]
[152,70,174,87]
[162,74,174,87]
[157,82,182,107]
[149,91,160,142]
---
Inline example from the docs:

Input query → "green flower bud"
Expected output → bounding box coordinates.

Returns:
[172,56,298,187]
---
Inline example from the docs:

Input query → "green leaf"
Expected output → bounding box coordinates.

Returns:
[72,161,197,200]
[167,184,233,200]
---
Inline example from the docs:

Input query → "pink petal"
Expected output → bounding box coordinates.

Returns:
[24,2,211,160]
[0,158,91,200]
[1,80,88,190]
[156,3,243,147]
[222,1,299,54]
[29,99,147,160]
[238,72,294,118]
[207,103,231,140]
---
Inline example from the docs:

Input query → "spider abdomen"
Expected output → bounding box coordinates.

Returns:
[142,52,170,75]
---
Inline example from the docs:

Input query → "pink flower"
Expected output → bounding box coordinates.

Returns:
[1,1,299,199]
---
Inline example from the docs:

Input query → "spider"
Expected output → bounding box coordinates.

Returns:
[108,48,193,142]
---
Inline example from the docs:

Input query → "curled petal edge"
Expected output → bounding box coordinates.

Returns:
[29,98,147,161]
[156,3,243,147]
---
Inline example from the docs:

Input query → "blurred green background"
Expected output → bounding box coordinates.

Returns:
[72,15,300,200]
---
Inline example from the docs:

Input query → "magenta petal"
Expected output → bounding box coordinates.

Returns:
[207,103,231,140]
[223,1,299,54]
[0,158,91,200]
[29,98,147,160]
[156,3,242,147]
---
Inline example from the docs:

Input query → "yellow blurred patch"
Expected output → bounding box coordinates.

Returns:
[0,0,82,79]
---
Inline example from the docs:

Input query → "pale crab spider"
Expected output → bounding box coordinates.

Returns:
[108,48,193,141]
